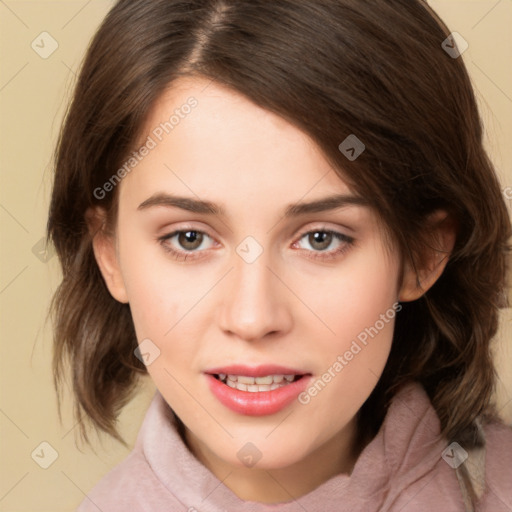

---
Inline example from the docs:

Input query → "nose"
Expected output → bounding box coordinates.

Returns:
[217,250,293,342]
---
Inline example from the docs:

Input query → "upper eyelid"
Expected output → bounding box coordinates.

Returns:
[296,225,352,238]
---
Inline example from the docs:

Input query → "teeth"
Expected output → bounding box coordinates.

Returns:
[237,376,255,385]
[218,373,300,392]
[255,375,273,385]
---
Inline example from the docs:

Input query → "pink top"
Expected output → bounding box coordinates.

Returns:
[76,382,512,511]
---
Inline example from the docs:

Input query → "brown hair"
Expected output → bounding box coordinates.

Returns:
[48,0,510,464]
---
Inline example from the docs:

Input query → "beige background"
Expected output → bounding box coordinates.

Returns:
[0,1,511,510]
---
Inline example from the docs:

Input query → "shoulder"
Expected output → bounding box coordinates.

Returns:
[376,383,512,511]
[483,417,512,466]
[478,418,512,510]
[75,448,183,512]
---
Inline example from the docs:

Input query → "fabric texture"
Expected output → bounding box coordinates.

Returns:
[76,381,512,512]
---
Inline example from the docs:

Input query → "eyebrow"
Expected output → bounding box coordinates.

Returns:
[137,192,369,218]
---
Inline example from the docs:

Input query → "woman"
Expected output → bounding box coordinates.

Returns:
[47,0,512,510]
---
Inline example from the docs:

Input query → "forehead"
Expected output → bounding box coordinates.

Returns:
[119,76,356,214]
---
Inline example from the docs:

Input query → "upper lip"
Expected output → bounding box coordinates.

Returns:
[204,364,309,377]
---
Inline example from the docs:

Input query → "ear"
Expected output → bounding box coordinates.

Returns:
[86,206,129,304]
[399,210,457,302]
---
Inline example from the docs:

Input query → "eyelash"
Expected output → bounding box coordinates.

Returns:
[157,226,355,263]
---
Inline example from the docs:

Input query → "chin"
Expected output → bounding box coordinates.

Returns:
[218,438,310,471]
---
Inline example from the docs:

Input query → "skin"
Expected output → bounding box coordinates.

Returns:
[90,76,454,503]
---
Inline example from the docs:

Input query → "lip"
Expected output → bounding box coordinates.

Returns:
[204,364,308,377]
[204,365,312,416]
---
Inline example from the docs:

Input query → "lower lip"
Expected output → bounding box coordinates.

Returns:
[205,374,311,416]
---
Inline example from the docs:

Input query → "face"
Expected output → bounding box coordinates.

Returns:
[99,77,403,473]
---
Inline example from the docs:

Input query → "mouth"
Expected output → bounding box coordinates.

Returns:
[204,365,312,415]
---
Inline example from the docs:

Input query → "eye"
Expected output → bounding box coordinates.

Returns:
[158,229,215,261]
[293,228,354,262]
[157,226,355,263]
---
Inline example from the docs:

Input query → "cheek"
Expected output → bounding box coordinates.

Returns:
[117,234,210,385]
[120,250,198,401]
[117,234,181,340]
[302,241,399,344]
[296,241,399,403]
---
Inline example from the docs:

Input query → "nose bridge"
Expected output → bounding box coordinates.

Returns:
[217,243,291,341]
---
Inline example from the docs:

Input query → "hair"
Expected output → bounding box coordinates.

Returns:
[48,0,510,479]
